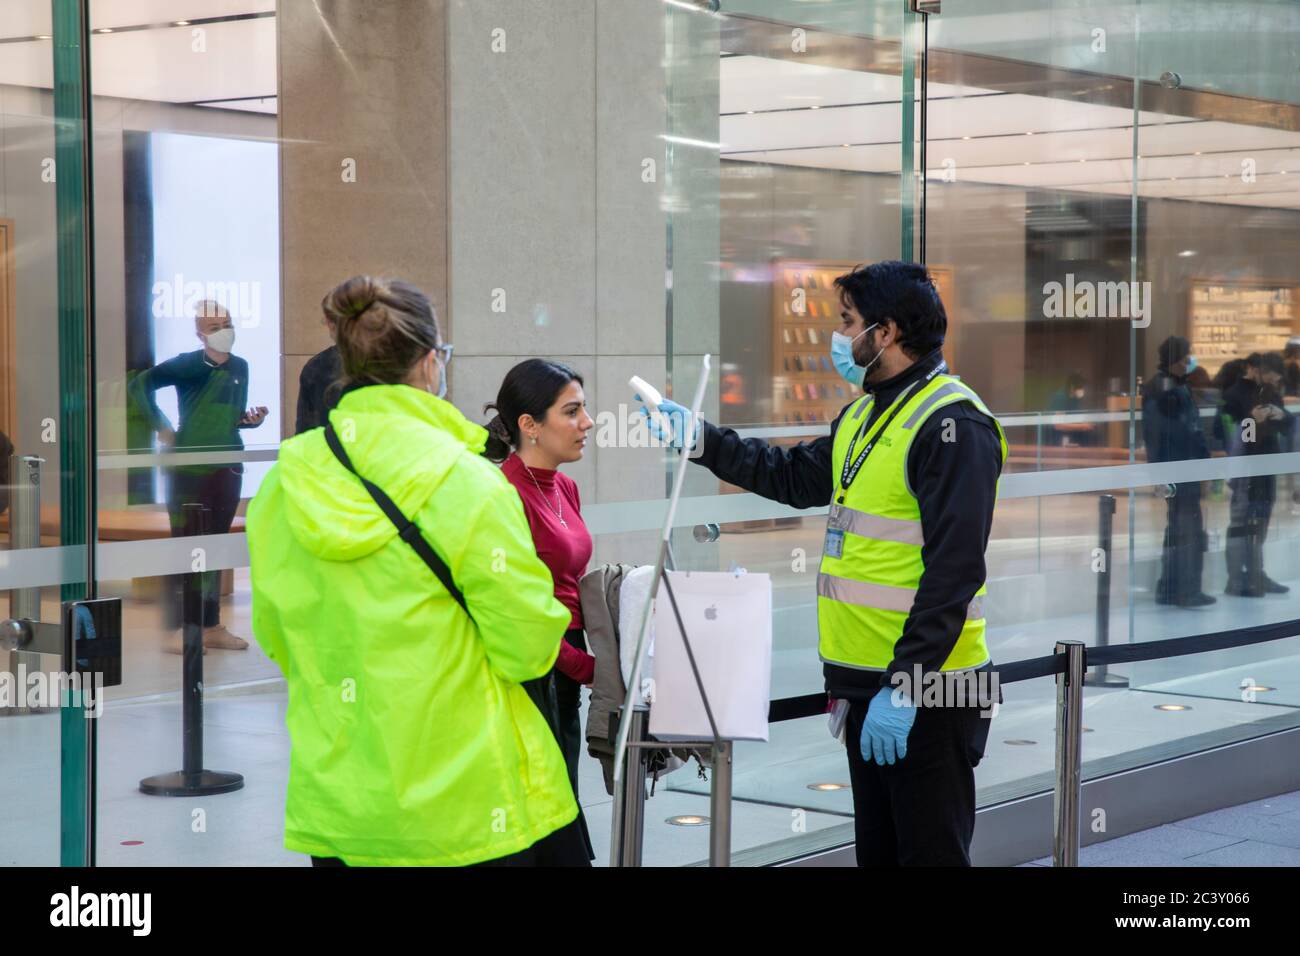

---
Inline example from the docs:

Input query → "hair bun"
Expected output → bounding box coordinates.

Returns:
[323,275,383,325]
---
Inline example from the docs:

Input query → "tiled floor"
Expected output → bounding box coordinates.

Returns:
[1025,790,1300,866]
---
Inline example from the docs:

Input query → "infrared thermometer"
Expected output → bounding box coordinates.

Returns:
[629,375,674,443]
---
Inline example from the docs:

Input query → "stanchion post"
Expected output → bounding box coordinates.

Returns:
[1053,640,1085,866]
[612,707,649,867]
[5,456,49,717]
[139,502,244,797]
[1085,494,1126,687]
[181,503,205,777]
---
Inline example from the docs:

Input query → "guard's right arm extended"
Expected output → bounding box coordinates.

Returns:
[691,406,847,509]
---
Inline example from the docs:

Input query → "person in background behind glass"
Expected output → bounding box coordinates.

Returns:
[129,300,268,653]
[294,308,343,435]
[1220,352,1290,597]
[1047,372,1097,447]
[1141,336,1214,608]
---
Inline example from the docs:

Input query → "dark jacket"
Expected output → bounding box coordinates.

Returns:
[1141,368,1208,464]
[1221,378,1288,456]
[692,348,1004,702]
[295,345,342,435]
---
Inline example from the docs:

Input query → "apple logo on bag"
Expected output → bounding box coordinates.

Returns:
[704,604,718,621]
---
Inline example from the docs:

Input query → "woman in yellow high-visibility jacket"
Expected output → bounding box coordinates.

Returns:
[247,275,584,866]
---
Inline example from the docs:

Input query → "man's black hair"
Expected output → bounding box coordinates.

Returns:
[833,260,947,359]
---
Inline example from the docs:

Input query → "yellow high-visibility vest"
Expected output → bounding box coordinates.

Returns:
[817,372,1007,672]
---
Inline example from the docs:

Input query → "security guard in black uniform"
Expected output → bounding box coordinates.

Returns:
[651,261,1005,865]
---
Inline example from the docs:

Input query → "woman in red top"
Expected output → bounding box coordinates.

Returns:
[485,359,596,859]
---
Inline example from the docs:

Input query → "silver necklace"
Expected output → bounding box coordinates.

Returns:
[522,460,566,528]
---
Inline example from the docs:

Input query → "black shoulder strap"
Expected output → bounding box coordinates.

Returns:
[323,423,471,618]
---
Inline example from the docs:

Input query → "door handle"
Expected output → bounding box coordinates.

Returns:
[0,618,63,655]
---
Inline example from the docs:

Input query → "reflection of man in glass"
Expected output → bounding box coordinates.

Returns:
[129,300,268,651]
[1221,352,1290,596]
[1141,336,1213,607]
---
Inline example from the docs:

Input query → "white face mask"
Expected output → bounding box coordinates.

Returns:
[204,327,236,354]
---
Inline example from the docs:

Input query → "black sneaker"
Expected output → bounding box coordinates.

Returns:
[1262,577,1290,595]
[1176,593,1217,607]
[1225,583,1265,598]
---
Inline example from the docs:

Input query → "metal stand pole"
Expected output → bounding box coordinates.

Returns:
[1053,640,1085,866]
[140,503,243,796]
[610,356,737,867]
[4,456,52,716]
[708,739,732,867]
[1085,494,1126,687]
[612,707,649,868]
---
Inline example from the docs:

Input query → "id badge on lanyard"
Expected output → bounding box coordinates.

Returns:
[824,502,846,559]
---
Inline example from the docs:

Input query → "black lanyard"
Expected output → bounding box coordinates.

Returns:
[837,381,919,502]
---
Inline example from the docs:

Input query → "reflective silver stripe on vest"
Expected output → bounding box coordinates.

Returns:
[819,572,986,620]
[900,381,981,430]
[852,397,873,420]
[832,503,924,546]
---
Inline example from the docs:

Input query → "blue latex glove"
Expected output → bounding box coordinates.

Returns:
[635,395,701,450]
[860,686,917,766]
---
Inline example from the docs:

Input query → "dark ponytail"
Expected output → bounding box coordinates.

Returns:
[483,359,584,463]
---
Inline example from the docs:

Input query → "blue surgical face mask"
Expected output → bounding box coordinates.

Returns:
[830,323,879,387]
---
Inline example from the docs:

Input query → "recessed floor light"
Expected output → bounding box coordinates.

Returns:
[1243,684,1275,693]
[807,782,849,792]
[1155,704,1191,711]
[667,814,709,827]
[95,27,113,34]
[1004,739,1037,746]
[175,20,191,27]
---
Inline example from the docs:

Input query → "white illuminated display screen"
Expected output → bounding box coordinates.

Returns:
[148,131,281,495]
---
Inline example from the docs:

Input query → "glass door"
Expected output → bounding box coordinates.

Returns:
[0,0,96,866]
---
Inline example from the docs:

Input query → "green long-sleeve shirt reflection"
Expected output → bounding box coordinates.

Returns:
[129,350,255,456]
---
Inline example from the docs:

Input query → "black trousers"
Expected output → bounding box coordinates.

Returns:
[548,630,595,861]
[1155,481,1205,603]
[1225,476,1276,589]
[164,466,243,629]
[844,700,992,866]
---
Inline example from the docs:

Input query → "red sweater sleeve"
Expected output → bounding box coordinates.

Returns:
[555,639,596,684]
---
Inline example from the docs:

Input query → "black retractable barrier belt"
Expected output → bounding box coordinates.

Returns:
[765,617,1300,723]
[768,693,828,723]
[1087,616,1300,668]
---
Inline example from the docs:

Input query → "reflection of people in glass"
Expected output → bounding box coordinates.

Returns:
[129,300,268,651]
[1283,339,1300,397]
[294,309,342,435]
[1221,352,1290,596]
[1047,372,1096,447]
[1141,336,1213,607]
